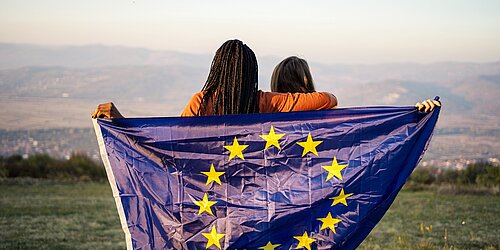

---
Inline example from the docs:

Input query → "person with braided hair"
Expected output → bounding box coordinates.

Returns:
[186,39,261,116]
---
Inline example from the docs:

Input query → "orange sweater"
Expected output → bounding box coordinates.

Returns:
[181,91,337,116]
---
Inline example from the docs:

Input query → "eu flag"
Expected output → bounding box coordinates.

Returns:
[93,106,440,249]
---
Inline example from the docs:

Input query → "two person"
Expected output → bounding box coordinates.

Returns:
[180,40,336,117]
[92,39,439,119]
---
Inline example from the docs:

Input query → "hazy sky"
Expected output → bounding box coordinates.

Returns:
[1,0,499,64]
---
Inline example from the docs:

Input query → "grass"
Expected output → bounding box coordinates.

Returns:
[0,179,498,249]
[0,178,124,249]
[358,191,499,250]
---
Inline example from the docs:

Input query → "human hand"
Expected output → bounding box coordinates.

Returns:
[415,99,441,112]
[91,102,124,119]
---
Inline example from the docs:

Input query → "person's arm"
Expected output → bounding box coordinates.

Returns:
[264,92,337,112]
[91,102,124,119]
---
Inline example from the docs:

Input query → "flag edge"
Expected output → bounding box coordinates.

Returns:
[92,119,133,250]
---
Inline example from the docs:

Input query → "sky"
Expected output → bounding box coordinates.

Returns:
[1,0,500,64]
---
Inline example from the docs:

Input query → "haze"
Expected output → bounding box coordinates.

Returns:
[1,0,499,64]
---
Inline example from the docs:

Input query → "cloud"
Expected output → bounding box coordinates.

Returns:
[381,93,400,104]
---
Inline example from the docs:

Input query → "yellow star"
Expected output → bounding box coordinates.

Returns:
[202,225,225,249]
[193,193,217,216]
[317,212,342,233]
[293,231,316,250]
[322,156,348,181]
[330,188,353,206]
[201,164,224,185]
[296,133,323,157]
[260,126,285,150]
[259,241,281,250]
[223,137,249,161]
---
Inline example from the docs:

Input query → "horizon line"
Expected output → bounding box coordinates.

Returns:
[1,41,500,66]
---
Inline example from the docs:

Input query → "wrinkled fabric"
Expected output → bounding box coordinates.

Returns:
[94,106,440,249]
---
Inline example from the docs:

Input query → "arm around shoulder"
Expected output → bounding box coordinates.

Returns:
[287,92,338,111]
[319,92,338,109]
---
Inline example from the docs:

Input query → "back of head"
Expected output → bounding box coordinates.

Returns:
[270,56,316,93]
[199,39,259,116]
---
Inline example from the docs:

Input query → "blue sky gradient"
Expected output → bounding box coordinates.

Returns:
[1,0,499,63]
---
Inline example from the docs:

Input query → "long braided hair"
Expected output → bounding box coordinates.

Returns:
[198,39,260,116]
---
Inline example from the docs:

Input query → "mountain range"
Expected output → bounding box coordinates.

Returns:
[0,43,498,161]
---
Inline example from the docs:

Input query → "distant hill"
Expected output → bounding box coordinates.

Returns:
[0,43,499,160]
[306,61,500,113]
[0,65,203,102]
[0,43,212,69]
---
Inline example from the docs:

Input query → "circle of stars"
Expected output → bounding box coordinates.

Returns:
[190,125,355,249]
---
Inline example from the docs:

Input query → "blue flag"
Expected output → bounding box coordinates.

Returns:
[93,106,439,249]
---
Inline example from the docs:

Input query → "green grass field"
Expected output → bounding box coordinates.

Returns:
[0,179,498,249]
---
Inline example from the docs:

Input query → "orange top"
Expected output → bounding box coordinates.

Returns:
[181,91,337,116]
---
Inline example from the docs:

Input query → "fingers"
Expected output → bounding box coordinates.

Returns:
[424,100,433,112]
[98,102,113,111]
[415,102,423,110]
[91,102,114,118]
[92,110,107,119]
[416,101,430,111]
[416,99,441,112]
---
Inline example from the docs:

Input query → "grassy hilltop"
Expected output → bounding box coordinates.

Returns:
[0,179,498,249]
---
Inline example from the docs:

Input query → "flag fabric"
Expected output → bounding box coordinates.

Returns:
[93,106,440,250]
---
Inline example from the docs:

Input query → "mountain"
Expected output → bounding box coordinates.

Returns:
[0,65,204,102]
[0,43,212,69]
[0,43,499,161]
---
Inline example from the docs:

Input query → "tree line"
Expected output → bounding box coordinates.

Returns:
[0,154,105,181]
[1,154,499,188]
[408,162,499,187]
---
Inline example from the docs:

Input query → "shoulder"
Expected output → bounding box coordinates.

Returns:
[259,91,293,112]
[188,92,205,106]
[259,91,280,111]
[181,92,205,117]
[192,91,205,101]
